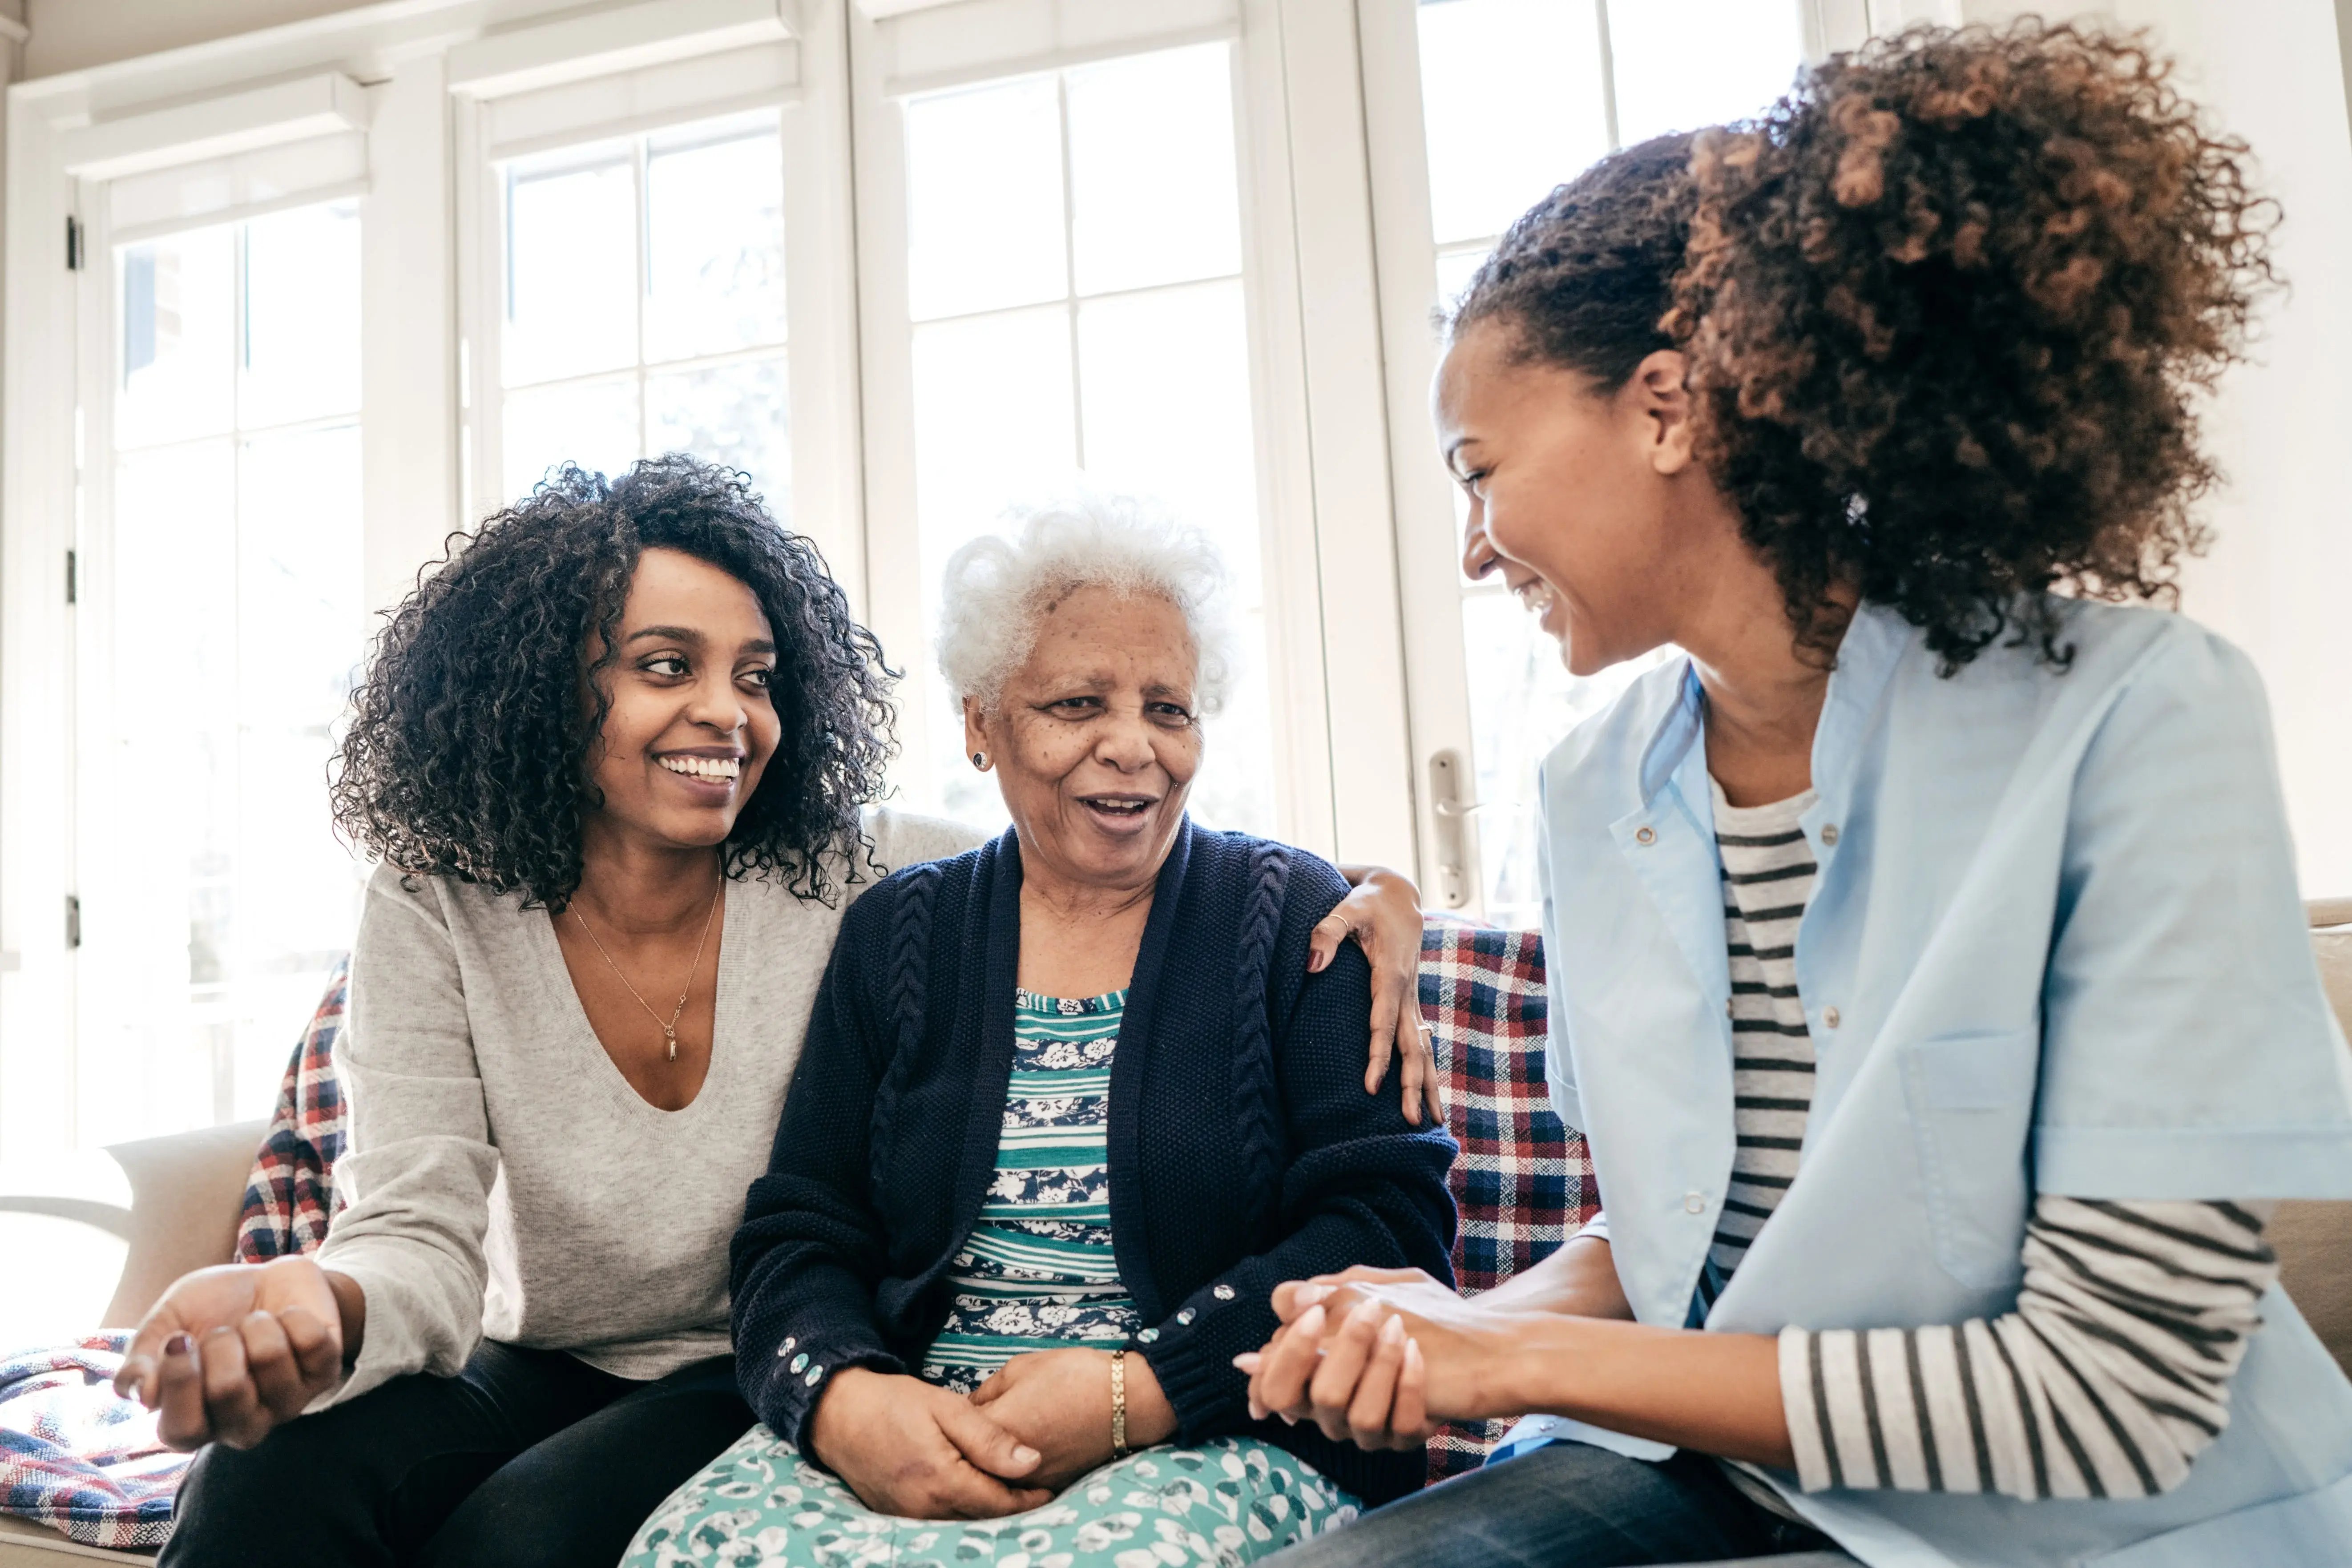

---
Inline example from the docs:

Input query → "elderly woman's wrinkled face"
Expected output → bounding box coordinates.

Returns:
[968,584,1202,891]
[584,547,783,853]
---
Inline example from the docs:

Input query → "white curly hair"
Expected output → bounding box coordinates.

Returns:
[935,490,1239,717]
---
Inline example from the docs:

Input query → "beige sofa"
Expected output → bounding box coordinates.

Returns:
[6,907,2350,1564]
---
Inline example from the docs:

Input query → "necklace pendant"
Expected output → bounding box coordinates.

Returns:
[665,1028,678,1063]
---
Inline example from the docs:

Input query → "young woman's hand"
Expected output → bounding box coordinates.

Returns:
[112,1256,356,1450]
[806,1367,1052,1519]
[1234,1267,1502,1451]
[970,1347,1178,1491]
[1320,866,1444,1126]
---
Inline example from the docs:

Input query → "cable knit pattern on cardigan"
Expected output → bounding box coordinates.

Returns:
[1226,840,1289,1239]
[727,820,1459,1507]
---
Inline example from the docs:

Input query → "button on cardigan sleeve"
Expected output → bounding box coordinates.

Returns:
[727,881,910,1447]
[2033,626,2352,1199]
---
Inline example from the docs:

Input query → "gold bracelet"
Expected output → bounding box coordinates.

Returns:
[1109,1347,1130,1459]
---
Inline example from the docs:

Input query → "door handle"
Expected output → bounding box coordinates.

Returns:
[1428,750,1473,909]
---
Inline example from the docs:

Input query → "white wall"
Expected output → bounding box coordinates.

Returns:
[2114,0,2352,901]
[1953,0,2352,900]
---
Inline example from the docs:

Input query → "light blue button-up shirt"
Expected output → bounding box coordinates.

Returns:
[1533,598,2352,1567]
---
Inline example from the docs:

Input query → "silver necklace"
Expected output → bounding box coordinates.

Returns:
[570,877,723,1063]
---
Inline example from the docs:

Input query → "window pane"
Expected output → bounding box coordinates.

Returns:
[1457,593,1663,925]
[1416,0,1610,247]
[92,441,238,1141]
[1412,0,1799,923]
[648,355,791,516]
[910,305,1076,830]
[1606,0,1804,147]
[235,423,366,1117]
[503,376,641,499]
[1076,281,1259,596]
[242,201,360,426]
[1435,245,1487,315]
[87,201,367,1149]
[1076,278,1271,833]
[912,306,1077,570]
[904,77,1067,321]
[504,149,636,386]
[1066,44,1243,296]
[646,125,787,363]
[116,226,234,449]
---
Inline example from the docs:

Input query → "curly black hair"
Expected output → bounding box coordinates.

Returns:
[1454,20,2278,670]
[331,456,896,909]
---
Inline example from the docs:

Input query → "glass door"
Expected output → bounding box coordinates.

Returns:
[1367,0,1808,926]
[75,199,368,1142]
[855,25,1288,838]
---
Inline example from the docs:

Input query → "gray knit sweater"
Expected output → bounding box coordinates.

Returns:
[316,808,984,1403]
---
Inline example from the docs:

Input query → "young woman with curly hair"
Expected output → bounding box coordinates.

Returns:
[1246,21,2352,1568]
[103,457,1434,1568]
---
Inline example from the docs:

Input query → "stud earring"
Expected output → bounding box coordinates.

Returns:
[971,751,988,770]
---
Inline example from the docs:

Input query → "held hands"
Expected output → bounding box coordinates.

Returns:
[112,1256,351,1451]
[1233,1266,1505,1452]
[1311,870,1444,1127]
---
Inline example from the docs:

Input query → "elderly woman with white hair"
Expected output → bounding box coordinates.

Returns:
[622,496,1459,1566]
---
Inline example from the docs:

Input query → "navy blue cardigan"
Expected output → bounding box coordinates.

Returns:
[729,821,1458,1505]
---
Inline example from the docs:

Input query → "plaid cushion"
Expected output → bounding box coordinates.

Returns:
[236,956,349,1262]
[0,1336,182,1548]
[1421,920,1594,1482]
[2,963,351,1548]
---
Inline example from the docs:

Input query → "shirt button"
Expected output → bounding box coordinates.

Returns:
[1635,826,1657,846]
[1684,1191,1705,1214]
[804,1364,824,1386]
[1820,824,1840,846]
[1176,1308,1196,1326]
[789,1352,808,1373]
[1824,1006,1841,1029]
[1725,996,1734,1019]
[1138,1327,1160,1343]
[1212,1284,1236,1301]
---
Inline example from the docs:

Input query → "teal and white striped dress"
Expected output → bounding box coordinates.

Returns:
[922,988,1140,1392]
[623,990,1359,1567]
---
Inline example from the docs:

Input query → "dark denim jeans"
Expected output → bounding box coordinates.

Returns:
[159,1341,750,1568]
[1266,1440,1858,1568]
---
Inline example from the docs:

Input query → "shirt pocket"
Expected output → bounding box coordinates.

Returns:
[1900,1027,2039,1290]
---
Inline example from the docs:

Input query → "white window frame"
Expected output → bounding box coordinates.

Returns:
[845,0,1419,865]
[2,0,1894,1163]
[1354,0,1853,916]
[0,0,824,1164]
[450,1,870,597]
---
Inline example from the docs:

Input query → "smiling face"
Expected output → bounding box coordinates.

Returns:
[1435,314,1722,677]
[966,584,1202,895]
[581,547,783,855]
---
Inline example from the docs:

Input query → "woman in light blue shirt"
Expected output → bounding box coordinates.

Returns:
[1240,22,2352,1568]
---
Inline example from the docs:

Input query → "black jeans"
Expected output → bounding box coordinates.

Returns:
[1264,1441,1857,1568]
[159,1341,752,1568]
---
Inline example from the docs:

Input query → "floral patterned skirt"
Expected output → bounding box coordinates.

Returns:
[621,1425,1359,1568]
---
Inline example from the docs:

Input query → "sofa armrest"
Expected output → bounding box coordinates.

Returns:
[0,1197,133,1240]
[97,1120,268,1330]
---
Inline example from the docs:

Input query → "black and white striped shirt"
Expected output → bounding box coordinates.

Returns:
[1705,784,2277,1500]
[1708,782,1819,1294]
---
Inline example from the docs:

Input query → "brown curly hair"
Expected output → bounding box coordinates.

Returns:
[1456,20,2278,669]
